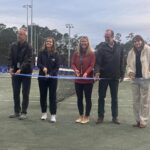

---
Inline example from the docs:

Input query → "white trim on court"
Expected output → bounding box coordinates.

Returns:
[0,99,132,107]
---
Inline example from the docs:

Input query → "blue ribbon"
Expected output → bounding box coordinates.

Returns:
[12,73,98,80]
[1,73,150,81]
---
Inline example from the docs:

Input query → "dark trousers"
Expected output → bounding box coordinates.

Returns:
[38,78,57,114]
[12,76,31,114]
[75,83,93,116]
[98,79,119,118]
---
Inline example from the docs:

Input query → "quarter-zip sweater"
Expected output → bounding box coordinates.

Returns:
[71,51,95,84]
[37,50,60,78]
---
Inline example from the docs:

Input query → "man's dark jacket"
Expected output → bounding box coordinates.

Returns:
[8,41,33,74]
[95,41,124,79]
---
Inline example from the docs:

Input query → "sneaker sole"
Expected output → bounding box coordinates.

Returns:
[41,118,47,120]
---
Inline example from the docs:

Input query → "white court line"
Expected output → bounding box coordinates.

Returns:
[0,100,132,107]
[59,102,132,107]
[0,100,39,103]
[71,97,132,101]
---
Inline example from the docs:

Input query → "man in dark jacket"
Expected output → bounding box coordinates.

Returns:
[95,29,124,124]
[8,28,33,120]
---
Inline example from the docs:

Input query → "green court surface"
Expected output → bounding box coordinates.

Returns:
[0,78,150,150]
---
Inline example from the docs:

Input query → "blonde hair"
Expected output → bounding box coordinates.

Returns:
[42,37,56,52]
[76,36,93,55]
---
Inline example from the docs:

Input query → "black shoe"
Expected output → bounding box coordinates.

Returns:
[96,117,104,124]
[112,118,120,124]
[139,123,146,128]
[132,122,140,127]
[9,113,20,118]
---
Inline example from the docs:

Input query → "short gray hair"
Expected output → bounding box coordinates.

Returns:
[18,28,28,36]
[105,29,114,37]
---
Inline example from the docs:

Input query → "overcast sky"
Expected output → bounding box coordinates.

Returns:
[0,0,150,46]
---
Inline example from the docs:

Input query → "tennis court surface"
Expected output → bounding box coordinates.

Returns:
[0,77,150,150]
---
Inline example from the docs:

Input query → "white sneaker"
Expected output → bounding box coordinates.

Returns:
[18,114,27,120]
[50,115,56,123]
[41,113,47,120]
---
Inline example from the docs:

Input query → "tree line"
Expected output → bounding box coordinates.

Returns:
[0,23,148,66]
[0,23,79,66]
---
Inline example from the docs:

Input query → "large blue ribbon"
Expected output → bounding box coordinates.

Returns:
[13,73,98,80]
[0,73,106,80]
[1,73,149,81]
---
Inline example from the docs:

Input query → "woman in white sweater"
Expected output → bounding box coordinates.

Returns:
[126,35,150,128]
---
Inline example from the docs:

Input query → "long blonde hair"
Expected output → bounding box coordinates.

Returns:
[76,36,93,55]
[42,37,56,52]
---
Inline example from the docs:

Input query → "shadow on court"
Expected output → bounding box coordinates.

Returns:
[0,78,150,150]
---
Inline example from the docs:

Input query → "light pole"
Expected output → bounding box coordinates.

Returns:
[30,0,33,47]
[65,24,74,68]
[32,23,39,66]
[32,23,37,56]
[23,4,31,42]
